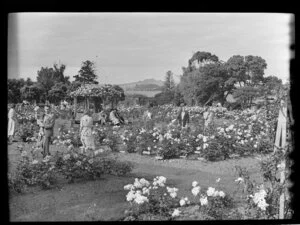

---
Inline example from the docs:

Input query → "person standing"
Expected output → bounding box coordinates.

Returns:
[80,109,95,151]
[34,105,45,149]
[8,104,17,143]
[203,106,215,130]
[177,104,190,128]
[99,110,107,125]
[114,108,125,125]
[40,105,56,157]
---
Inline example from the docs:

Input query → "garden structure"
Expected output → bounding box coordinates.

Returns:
[69,84,125,124]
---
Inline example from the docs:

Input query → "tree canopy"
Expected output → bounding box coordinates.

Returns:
[178,51,269,106]
[73,60,98,84]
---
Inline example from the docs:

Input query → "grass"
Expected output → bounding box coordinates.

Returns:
[8,140,265,221]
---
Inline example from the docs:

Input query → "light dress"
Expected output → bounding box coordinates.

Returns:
[80,115,95,150]
[204,109,215,128]
[8,108,17,137]
[109,111,120,125]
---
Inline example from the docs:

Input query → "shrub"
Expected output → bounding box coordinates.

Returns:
[8,146,134,193]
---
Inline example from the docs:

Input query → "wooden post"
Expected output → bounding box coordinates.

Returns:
[74,97,77,119]
[274,104,287,219]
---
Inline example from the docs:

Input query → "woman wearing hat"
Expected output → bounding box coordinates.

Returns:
[80,109,95,151]
[8,103,17,143]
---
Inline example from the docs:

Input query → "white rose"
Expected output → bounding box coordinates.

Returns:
[179,199,186,206]
[200,196,208,206]
[192,181,198,187]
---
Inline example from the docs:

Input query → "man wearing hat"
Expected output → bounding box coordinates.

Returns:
[177,103,190,128]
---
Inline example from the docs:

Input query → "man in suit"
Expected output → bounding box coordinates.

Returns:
[40,104,56,157]
[177,103,190,128]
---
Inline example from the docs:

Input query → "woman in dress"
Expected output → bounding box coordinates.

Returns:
[80,109,95,151]
[109,108,120,126]
[8,104,17,143]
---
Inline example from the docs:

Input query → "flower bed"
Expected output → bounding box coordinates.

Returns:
[12,102,279,161]
[8,145,133,193]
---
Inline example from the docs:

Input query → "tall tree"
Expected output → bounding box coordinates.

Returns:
[244,55,267,85]
[74,60,98,84]
[53,63,70,84]
[188,51,219,68]
[36,67,55,99]
[163,70,175,92]
[36,63,70,101]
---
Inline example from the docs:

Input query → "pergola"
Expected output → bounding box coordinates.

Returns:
[69,84,125,118]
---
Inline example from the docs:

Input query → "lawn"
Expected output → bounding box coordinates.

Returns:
[8,141,266,221]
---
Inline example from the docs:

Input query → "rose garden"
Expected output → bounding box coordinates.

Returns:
[8,90,294,220]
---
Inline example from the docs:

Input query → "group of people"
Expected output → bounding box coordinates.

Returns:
[8,101,128,157]
[8,100,222,158]
[175,102,223,130]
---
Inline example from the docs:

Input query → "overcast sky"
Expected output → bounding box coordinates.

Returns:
[8,13,292,84]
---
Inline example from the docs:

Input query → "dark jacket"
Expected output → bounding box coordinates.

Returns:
[177,109,190,127]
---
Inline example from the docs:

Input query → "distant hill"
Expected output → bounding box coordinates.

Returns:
[119,79,164,91]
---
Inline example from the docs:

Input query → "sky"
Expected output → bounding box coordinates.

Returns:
[8,13,292,84]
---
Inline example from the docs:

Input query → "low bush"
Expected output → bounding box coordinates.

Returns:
[8,146,134,193]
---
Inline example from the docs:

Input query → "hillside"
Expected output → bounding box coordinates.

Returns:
[118,79,164,91]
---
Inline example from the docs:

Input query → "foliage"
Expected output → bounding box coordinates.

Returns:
[8,78,27,103]
[8,145,133,193]
[74,60,98,84]
[179,51,269,107]
[16,122,38,142]
[36,63,70,101]
[233,86,262,109]
[123,177,235,221]
[163,70,175,92]
[48,82,69,104]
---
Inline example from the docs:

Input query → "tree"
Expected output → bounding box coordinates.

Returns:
[179,51,233,106]
[8,78,26,103]
[48,82,69,104]
[188,51,219,68]
[110,85,126,108]
[225,55,247,87]
[196,62,232,105]
[74,60,98,84]
[53,63,70,84]
[244,55,267,85]
[179,69,202,105]
[263,75,283,94]
[36,63,70,101]
[173,85,185,106]
[163,70,175,92]
[36,67,55,99]
[233,86,262,109]
[20,83,44,103]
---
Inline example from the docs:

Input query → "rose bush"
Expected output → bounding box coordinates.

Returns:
[123,177,235,221]
[8,145,134,193]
